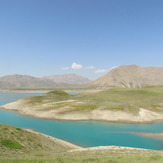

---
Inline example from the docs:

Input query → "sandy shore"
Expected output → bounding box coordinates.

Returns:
[1,98,163,124]
[69,145,149,152]
[25,129,81,150]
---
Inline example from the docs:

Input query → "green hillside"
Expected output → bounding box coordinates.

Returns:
[23,86,163,114]
[0,123,73,160]
[74,85,163,112]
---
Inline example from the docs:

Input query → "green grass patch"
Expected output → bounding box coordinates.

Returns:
[1,139,23,149]
[25,96,44,104]
[16,127,23,131]
[71,104,97,110]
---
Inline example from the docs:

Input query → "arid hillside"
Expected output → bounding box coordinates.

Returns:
[92,65,163,88]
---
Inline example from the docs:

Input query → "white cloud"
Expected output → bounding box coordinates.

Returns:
[71,62,83,69]
[62,67,70,70]
[61,63,95,71]
[94,69,108,74]
[85,66,95,69]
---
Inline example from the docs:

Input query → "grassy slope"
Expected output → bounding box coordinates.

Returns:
[0,122,163,162]
[22,86,163,114]
[74,85,163,112]
[24,90,71,104]
[0,123,72,159]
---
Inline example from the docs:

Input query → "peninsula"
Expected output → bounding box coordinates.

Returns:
[1,85,163,123]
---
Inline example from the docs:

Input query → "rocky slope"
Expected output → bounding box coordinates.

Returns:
[92,65,163,88]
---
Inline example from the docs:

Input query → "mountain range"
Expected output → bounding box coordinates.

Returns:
[0,74,91,89]
[1,65,163,89]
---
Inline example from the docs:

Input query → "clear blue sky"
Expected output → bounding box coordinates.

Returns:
[0,0,163,79]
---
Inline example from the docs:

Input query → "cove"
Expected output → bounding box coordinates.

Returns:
[0,92,163,150]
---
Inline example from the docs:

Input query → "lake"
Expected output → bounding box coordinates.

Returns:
[0,92,163,150]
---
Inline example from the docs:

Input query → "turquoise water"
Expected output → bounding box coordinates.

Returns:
[0,92,163,150]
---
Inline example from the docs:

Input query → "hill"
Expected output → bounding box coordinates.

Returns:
[91,65,163,88]
[0,123,79,159]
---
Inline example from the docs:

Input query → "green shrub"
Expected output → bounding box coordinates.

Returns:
[73,104,97,110]
[16,128,23,131]
[2,127,8,131]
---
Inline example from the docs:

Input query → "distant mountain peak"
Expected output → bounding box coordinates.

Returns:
[43,73,91,85]
[92,65,163,88]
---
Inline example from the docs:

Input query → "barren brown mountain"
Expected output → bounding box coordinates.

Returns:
[92,65,163,88]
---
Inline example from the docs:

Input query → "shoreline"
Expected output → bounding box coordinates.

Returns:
[1,106,163,124]
[25,129,82,150]
[19,114,163,124]
[25,128,162,152]
[0,89,101,94]
[0,108,163,152]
